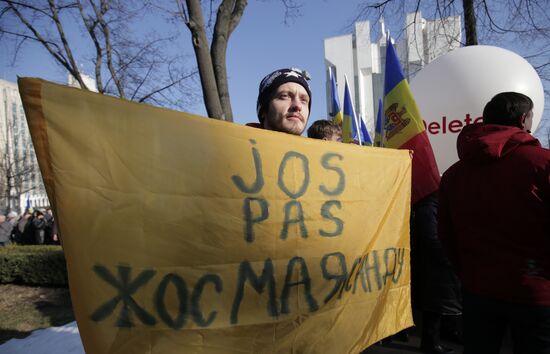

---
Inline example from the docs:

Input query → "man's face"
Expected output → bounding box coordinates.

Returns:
[262,82,310,135]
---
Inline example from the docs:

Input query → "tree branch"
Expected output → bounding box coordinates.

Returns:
[48,0,88,89]
[90,0,125,98]
[4,1,82,84]
[183,0,224,119]
[77,0,104,92]
[130,63,153,100]
[137,70,196,103]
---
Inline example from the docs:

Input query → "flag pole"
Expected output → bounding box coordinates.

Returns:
[328,66,334,116]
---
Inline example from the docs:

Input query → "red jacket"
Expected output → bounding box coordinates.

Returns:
[439,123,550,305]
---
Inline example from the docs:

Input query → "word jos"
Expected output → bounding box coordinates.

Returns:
[232,140,346,242]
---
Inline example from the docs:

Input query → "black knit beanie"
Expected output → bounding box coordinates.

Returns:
[256,68,312,124]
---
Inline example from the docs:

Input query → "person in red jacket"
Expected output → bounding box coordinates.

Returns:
[439,92,550,354]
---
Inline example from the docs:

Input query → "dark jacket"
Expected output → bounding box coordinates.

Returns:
[411,192,461,315]
[14,215,33,244]
[439,123,550,305]
[32,215,47,244]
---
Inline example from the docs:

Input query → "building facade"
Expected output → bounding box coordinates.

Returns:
[0,73,98,214]
[324,12,462,134]
[0,79,48,213]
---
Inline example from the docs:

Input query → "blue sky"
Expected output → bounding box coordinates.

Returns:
[1,0,548,142]
[0,0,365,124]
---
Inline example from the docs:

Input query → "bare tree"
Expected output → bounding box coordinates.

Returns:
[356,0,550,96]
[0,0,197,109]
[169,0,302,121]
[0,152,39,213]
[171,0,247,121]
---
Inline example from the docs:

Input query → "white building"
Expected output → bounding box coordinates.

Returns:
[0,79,47,213]
[324,12,462,134]
[67,72,98,92]
[0,73,97,214]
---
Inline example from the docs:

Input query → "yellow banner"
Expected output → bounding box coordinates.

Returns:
[19,78,413,354]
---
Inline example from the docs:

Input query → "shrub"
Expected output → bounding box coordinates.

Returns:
[0,245,68,286]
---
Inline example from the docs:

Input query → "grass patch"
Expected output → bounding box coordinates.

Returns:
[0,284,74,344]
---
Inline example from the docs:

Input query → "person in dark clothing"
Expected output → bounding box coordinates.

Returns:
[44,207,58,244]
[0,215,13,246]
[439,92,550,354]
[14,209,33,244]
[31,209,47,245]
[412,193,462,354]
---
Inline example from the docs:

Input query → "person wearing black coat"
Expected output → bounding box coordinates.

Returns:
[31,210,47,245]
[411,192,462,354]
[44,208,56,244]
[14,209,33,244]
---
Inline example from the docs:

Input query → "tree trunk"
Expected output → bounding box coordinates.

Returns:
[48,0,89,90]
[211,0,235,122]
[211,0,247,122]
[185,0,225,119]
[463,0,478,45]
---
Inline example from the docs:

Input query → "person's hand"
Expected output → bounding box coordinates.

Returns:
[53,234,58,242]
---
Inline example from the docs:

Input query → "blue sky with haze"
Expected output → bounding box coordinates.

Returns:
[1,0,548,143]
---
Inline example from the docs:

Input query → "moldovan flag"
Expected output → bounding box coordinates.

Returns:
[18,77,413,354]
[383,39,440,204]
[329,67,343,124]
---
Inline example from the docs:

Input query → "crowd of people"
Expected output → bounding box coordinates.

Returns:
[247,68,549,354]
[0,207,59,246]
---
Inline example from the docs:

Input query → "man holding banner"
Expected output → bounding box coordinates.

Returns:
[19,74,417,353]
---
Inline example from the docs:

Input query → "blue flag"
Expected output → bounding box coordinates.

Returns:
[360,114,373,145]
[329,67,343,124]
[342,76,360,144]
[375,98,384,147]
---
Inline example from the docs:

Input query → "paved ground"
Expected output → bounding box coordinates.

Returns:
[360,319,514,354]
[361,325,463,354]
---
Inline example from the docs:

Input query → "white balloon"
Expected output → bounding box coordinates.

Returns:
[410,45,544,173]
